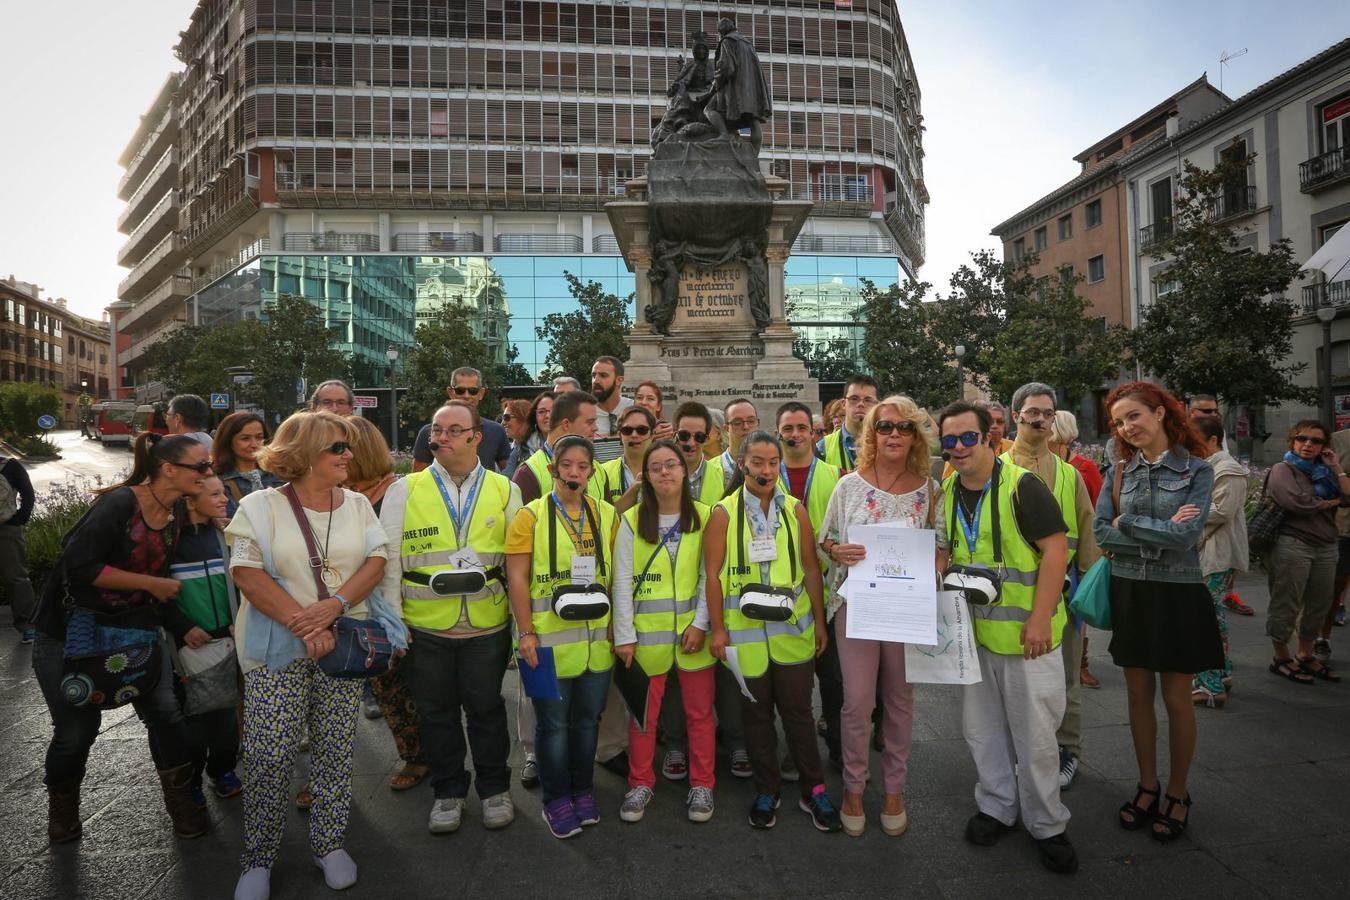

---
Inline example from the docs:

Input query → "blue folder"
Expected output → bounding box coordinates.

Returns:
[517,646,562,701]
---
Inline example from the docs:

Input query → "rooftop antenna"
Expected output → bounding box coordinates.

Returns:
[1219,48,1248,93]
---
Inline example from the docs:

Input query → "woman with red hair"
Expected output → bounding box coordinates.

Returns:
[1093,381,1223,844]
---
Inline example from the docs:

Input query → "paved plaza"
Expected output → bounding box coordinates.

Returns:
[1,574,1348,899]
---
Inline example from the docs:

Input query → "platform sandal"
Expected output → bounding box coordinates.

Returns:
[1118,782,1159,831]
[1152,793,1192,843]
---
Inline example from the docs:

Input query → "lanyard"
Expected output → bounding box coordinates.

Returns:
[635,522,683,589]
[839,432,855,470]
[550,493,588,548]
[780,457,817,504]
[430,466,482,545]
[953,461,1003,561]
[735,488,797,582]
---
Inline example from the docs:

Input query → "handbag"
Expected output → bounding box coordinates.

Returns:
[1070,463,1123,630]
[61,607,163,710]
[176,638,240,714]
[281,485,393,679]
[904,590,982,685]
[1246,464,1287,558]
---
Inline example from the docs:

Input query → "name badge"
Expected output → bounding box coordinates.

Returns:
[571,555,597,585]
[449,547,482,570]
[748,538,778,564]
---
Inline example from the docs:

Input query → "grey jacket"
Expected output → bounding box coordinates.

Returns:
[1093,446,1215,584]
[1198,450,1249,575]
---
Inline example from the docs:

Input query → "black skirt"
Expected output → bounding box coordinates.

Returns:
[1107,575,1225,674]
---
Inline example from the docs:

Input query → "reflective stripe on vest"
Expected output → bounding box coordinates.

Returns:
[399,468,512,630]
[943,461,1067,655]
[716,489,813,679]
[526,494,618,678]
[623,502,712,676]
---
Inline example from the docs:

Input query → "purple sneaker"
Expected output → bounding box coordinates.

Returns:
[572,791,600,826]
[542,797,582,839]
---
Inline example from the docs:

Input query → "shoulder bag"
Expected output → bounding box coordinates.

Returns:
[1246,464,1287,559]
[1069,463,1122,630]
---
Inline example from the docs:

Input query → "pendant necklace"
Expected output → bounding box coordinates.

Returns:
[315,488,340,588]
[146,483,176,523]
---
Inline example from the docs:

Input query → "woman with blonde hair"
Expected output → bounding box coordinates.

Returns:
[343,415,397,515]
[817,395,948,837]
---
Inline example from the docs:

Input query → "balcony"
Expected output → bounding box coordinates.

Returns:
[192,239,270,292]
[1299,147,1349,193]
[793,235,899,255]
[118,273,192,333]
[119,316,186,369]
[118,232,183,302]
[1139,220,1173,252]
[117,191,178,267]
[392,232,483,253]
[281,233,379,253]
[592,235,621,254]
[117,149,176,233]
[1207,185,1257,223]
[493,234,584,253]
[1301,280,1350,312]
[117,107,175,200]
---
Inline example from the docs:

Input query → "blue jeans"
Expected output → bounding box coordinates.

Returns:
[32,633,191,785]
[532,668,612,804]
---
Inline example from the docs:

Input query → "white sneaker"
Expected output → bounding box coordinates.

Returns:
[234,867,270,900]
[312,849,357,890]
[619,786,654,822]
[482,792,515,829]
[687,786,714,823]
[428,797,464,834]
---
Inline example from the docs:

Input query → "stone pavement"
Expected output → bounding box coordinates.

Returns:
[1,574,1348,899]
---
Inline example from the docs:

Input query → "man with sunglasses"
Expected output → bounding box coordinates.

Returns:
[673,401,730,508]
[938,400,1078,875]
[379,400,522,834]
[1001,383,1101,794]
[596,405,656,512]
[816,374,879,473]
[942,401,1014,480]
[413,368,511,475]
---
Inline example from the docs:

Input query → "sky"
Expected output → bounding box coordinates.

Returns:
[1,1,1349,319]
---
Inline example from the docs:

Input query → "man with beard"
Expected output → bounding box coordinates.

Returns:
[591,356,634,465]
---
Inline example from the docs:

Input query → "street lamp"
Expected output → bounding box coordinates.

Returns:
[386,345,400,451]
[954,344,966,401]
[1317,305,1337,429]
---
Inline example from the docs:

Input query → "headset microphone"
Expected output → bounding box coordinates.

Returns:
[563,480,581,491]
[1028,420,1046,431]
[427,442,442,452]
[783,438,800,447]
[941,451,952,461]
[753,475,771,486]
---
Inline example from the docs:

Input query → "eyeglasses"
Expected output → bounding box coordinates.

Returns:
[647,460,684,475]
[846,395,878,406]
[939,431,983,451]
[323,441,352,455]
[1019,408,1056,422]
[874,420,916,436]
[619,425,651,437]
[431,426,477,439]
[317,398,352,410]
[677,430,708,444]
[1191,407,1219,416]
[170,460,214,475]
[452,386,481,396]
[1293,435,1326,446]
[727,417,759,429]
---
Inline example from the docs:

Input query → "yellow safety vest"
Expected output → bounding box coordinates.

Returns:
[777,457,841,538]
[596,456,639,506]
[623,502,712,676]
[524,447,553,496]
[999,450,1080,571]
[944,460,1067,655]
[399,467,512,630]
[525,494,618,678]
[716,489,814,679]
[821,428,856,473]
[692,454,727,507]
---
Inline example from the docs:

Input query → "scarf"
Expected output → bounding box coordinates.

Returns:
[1284,451,1341,500]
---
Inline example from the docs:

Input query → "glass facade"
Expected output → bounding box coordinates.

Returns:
[188,253,900,384]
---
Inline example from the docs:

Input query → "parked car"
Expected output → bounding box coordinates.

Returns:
[94,401,137,446]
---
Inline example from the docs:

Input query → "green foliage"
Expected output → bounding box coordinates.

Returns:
[10,435,60,459]
[855,279,954,410]
[536,274,632,382]
[494,343,535,390]
[0,382,62,440]
[926,249,1039,396]
[14,477,101,596]
[1131,153,1309,411]
[401,303,498,423]
[793,334,858,383]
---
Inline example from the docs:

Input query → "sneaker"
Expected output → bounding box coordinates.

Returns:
[362,697,383,720]
[730,749,752,779]
[542,797,582,839]
[748,792,779,829]
[482,792,515,829]
[619,786,654,822]
[312,848,358,890]
[20,628,35,645]
[1222,593,1255,617]
[1058,748,1079,790]
[1314,637,1332,661]
[1036,832,1079,874]
[662,750,689,781]
[428,797,464,834]
[780,753,799,783]
[687,786,714,823]
[572,791,600,826]
[520,755,539,789]
[190,785,207,808]
[965,811,1012,846]
[212,771,243,798]
[799,787,843,832]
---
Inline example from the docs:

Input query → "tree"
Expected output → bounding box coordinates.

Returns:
[988,269,1127,406]
[1130,154,1310,416]
[536,273,632,382]
[401,303,497,422]
[244,295,353,418]
[793,334,858,382]
[927,250,1039,395]
[493,343,535,390]
[0,382,61,439]
[855,279,954,410]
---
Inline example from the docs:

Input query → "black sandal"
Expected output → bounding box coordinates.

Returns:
[1269,657,1315,684]
[1118,783,1159,831]
[1152,793,1192,843]
[1297,657,1341,683]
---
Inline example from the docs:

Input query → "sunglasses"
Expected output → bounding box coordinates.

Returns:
[619,425,651,437]
[500,413,514,422]
[874,420,916,436]
[170,460,215,475]
[939,431,983,451]
[452,386,481,396]
[324,441,352,455]
[677,430,709,444]
[1292,435,1326,446]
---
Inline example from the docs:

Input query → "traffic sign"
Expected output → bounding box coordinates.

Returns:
[37,414,56,431]
[352,395,379,409]
[210,393,230,410]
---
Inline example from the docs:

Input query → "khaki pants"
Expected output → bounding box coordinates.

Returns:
[1266,534,1337,644]
[1056,620,1083,759]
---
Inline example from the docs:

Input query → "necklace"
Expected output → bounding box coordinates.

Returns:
[305,487,340,588]
[146,483,176,523]
[869,464,906,495]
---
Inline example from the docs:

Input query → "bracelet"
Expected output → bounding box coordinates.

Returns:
[519,630,537,639]
[333,593,351,615]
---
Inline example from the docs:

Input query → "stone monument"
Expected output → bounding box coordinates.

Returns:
[606,20,817,410]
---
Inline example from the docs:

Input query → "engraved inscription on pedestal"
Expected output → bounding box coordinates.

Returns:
[671,263,752,330]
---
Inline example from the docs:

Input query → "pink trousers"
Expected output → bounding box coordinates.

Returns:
[626,666,716,790]
[836,604,914,794]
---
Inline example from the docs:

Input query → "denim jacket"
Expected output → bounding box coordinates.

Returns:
[1093,446,1214,584]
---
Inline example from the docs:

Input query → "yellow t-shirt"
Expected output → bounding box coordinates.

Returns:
[506,502,617,558]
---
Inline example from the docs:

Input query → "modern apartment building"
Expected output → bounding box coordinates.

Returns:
[113,0,927,398]
[1119,38,1350,456]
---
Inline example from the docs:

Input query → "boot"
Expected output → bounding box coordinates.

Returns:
[47,779,82,844]
[158,763,210,839]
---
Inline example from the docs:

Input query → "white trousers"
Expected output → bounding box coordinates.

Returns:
[961,645,1071,839]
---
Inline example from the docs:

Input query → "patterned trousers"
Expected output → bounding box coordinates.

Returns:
[239,658,362,872]
[369,659,425,765]
[1193,570,1234,697]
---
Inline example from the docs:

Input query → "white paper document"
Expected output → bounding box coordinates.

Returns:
[841,523,937,644]
[723,646,757,702]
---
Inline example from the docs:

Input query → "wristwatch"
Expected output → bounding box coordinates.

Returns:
[333,593,351,615]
